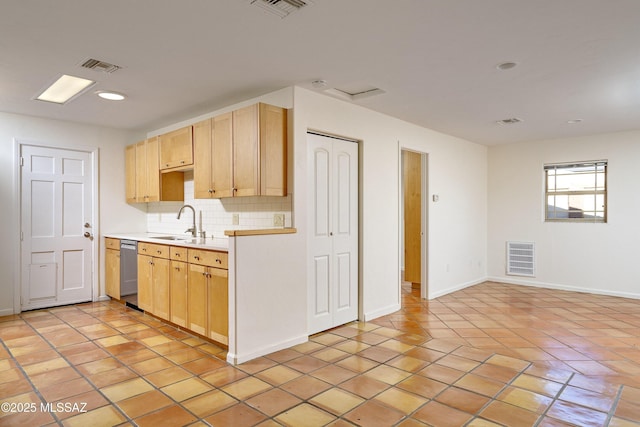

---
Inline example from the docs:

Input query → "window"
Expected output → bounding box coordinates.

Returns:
[544,160,607,222]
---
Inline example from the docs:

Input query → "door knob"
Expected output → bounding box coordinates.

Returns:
[83,232,91,238]
[84,223,91,228]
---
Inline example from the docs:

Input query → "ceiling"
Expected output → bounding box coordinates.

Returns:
[2,0,640,145]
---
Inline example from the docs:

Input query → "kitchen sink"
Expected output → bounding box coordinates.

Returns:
[152,236,189,241]
[151,236,207,245]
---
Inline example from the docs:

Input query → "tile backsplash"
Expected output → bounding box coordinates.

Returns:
[146,171,292,239]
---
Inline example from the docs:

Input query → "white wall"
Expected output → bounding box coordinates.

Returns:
[488,130,640,298]
[0,112,144,315]
[293,87,488,322]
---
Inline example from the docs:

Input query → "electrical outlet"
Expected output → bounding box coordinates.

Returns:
[232,213,239,225]
[273,213,284,227]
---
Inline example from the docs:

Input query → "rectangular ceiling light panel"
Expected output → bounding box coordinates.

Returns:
[36,74,95,104]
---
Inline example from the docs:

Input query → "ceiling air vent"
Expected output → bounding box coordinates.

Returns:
[250,0,310,18]
[80,58,121,73]
[496,117,523,125]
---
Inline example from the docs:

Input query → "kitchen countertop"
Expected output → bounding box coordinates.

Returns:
[224,228,296,237]
[104,232,229,251]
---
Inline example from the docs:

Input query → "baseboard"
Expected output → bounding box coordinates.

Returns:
[363,303,401,322]
[227,334,309,365]
[428,277,488,299]
[487,276,640,300]
[0,308,16,316]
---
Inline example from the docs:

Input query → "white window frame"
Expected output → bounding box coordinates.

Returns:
[544,160,607,223]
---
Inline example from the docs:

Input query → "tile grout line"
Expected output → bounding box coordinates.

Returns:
[604,384,624,426]
[531,371,576,427]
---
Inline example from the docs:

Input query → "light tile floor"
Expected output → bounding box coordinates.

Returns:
[1,281,640,426]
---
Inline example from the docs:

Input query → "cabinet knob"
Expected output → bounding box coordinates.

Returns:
[233,188,237,192]
[157,250,162,254]
[208,189,213,193]
[194,256,200,261]
[181,161,185,164]
[149,261,154,265]
[215,258,222,264]
[166,163,169,167]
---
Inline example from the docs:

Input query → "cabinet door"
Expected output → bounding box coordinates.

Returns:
[125,144,137,203]
[193,119,213,199]
[152,257,171,321]
[170,260,188,327]
[212,112,234,198]
[188,263,207,336]
[159,126,193,170]
[233,104,259,197]
[146,137,160,202]
[207,267,229,345]
[260,103,287,196]
[105,248,120,299]
[135,140,147,202]
[137,254,153,312]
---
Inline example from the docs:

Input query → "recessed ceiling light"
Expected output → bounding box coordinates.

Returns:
[567,119,583,124]
[35,74,95,104]
[496,62,518,71]
[96,91,126,101]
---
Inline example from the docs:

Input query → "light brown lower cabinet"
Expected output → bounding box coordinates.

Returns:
[105,248,120,299]
[187,263,229,345]
[135,241,229,345]
[170,260,188,328]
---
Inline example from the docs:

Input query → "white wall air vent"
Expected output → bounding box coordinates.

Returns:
[250,0,311,18]
[80,58,121,73]
[506,241,535,277]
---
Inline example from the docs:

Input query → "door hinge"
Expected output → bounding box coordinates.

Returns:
[20,157,24,167]
[20,231,23,241]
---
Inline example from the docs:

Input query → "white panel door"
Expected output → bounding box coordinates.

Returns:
[308,133,358,334]
[21,145,94,310]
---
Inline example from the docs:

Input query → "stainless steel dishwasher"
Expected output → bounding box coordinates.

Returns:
[120,240,138,308]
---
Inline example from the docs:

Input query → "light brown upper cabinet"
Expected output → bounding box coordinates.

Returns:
[135,137,160,202]
[125,144,137,203]
[159,126,193,170]
[193,103,287,199]
[125,137,184,203]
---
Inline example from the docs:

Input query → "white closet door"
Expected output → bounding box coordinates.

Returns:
[21,145,94,310]
[307,133,358,335]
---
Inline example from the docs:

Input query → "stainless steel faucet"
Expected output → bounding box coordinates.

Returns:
[177,204,197,237]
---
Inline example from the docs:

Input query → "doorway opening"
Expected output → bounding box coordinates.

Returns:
[401,149,428,299]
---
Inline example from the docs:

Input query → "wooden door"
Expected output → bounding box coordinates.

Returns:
[159,126,193,170]
[125,144,136,203]
[207,267,229,345]
[212,112,233,198]
[170,260,188,327]
[105,248,120,299]
[307,133,359,334]
[188,264,207,335]
[20,145,94,310]
[233,104,259,196]
[403,150,422,285]
[260,103,287,196]
[152,257,170,320]
[193,119,213,198]
[137,254,153,311]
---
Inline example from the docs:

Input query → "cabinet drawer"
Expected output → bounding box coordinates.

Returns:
[188,249,228,269]
[105,238,120,250]
[170,246,188,261]
[138,242,170,258]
